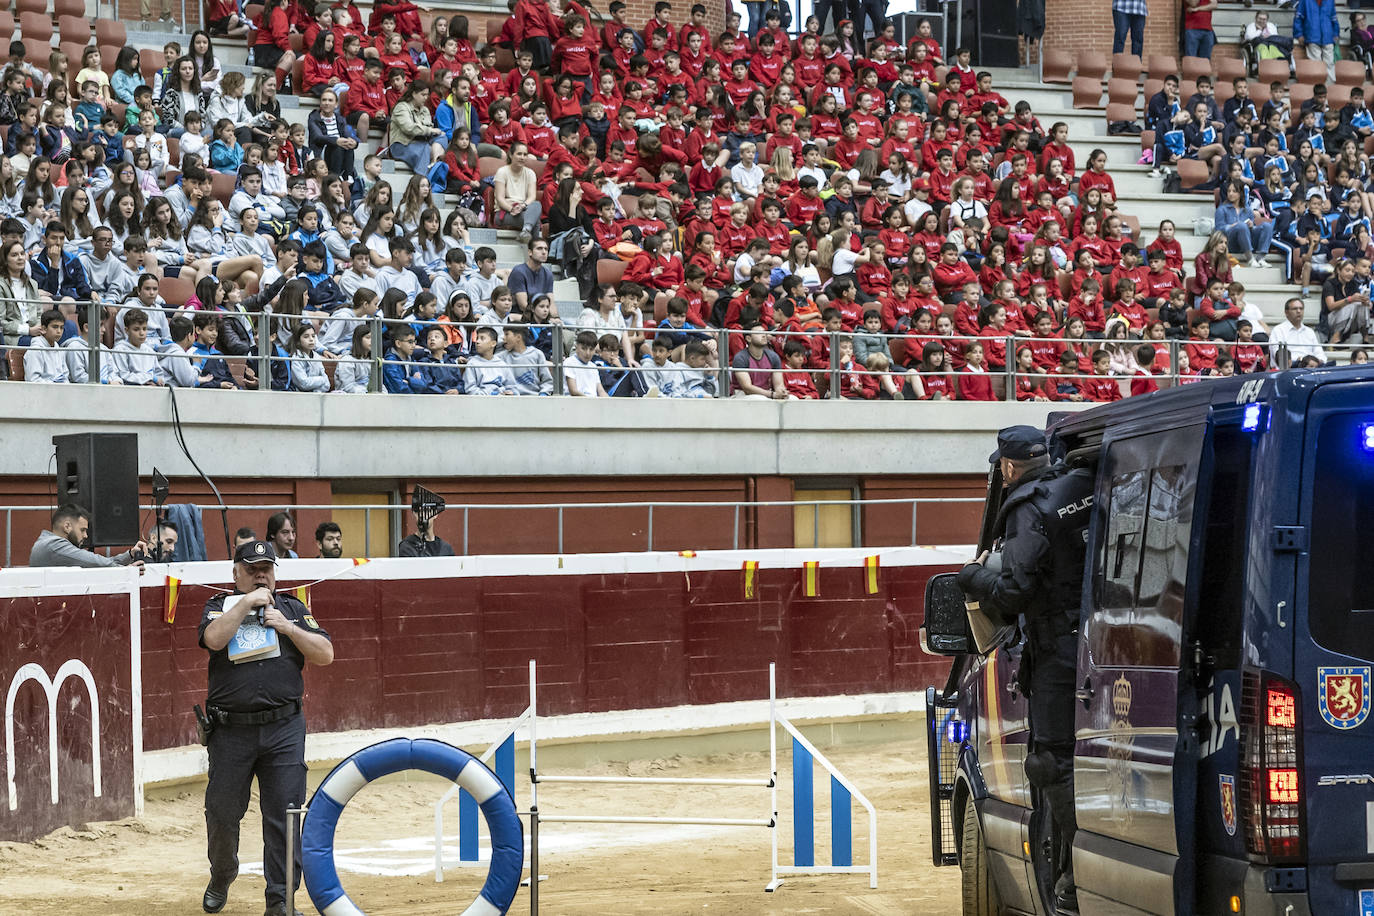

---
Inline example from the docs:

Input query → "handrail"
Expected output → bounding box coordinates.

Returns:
[0,496,984,567]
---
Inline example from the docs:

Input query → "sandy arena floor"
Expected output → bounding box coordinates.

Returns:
[0,731,961,915]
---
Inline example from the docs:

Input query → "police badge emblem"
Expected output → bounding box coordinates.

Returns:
[1319,666,1371,730]
[1219,774,1236,837]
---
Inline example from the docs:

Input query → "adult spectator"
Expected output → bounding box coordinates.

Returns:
[265,511,299,558]
[492,142,542,243]
[1269,298,1329,365]
[1243,10,1293,74]
[1183,0,1218,60]
[233,527,258,550]
[0,238,43,346]
[1111,0,1147,57]
[730,324,787,399]
[315,522,343,558]
[1214,181,1273,269]
[507,237,554,312]
[1293,0,1339,82]
[148,519,179,562]
[389,82,445,178]
[397,510,455,557]
[1321,258,1371,344]
[307,90,360,186]
[30,504,147,568]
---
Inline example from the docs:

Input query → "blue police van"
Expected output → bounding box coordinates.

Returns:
[922,366,1374,915]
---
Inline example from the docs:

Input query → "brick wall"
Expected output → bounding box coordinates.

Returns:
[1042,0,1181,62]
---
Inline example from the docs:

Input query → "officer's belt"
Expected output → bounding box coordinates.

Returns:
[206,699,301,727]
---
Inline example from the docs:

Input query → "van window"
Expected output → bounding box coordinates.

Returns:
[1090,427,1202,669]
[1308,415,1374,661]
[1194,427,1253,669]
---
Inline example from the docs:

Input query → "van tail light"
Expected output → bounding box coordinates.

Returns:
[1239,670,1305,862]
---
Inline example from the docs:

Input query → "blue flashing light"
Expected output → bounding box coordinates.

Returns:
[1242,403,1263,431]
[946,719,969,744]
[1362,423,1374,453]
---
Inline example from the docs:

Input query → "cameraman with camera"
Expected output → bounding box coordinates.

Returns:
[397,486,455,557]
[197,540,333,916]
[29,504,148,569]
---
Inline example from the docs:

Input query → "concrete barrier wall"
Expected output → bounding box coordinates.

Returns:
[0,383,1085,480]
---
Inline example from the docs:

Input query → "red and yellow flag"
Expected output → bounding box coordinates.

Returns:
[742,560,759,598]
[678,549,697,557]
[864,555,880,594]
[163,575,180,624]
[803,561,820,597]
[295,585,312,610]
[352,557,371,566]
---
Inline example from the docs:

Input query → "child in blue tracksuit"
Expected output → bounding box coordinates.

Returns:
[420,327,465,393]
[382,326,428,393]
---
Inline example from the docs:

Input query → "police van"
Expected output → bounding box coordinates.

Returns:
[922,366,1374,916]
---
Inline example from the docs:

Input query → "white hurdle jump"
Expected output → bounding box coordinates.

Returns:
[433,660,878,910]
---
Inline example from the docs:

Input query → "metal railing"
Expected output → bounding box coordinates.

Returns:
[0,496,984,567]
[5,303,1336,399]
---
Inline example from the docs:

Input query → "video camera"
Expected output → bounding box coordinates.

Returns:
[411,485,446,532]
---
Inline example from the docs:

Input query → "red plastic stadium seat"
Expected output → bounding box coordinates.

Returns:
[54,0,83,16]
[1328,83,1352,110]
[1215,57,1246,82]
[1072,77,1103,109]
[1176,158,1211,192]
[1105,102,1138,125]
[1294,58,1327,85]
[1336,60,1366,86]
[1107,77,1138,106]
[1076,51,1108,82]
[1181,56,1211,81]
[13,0,43,14]
[596,259,627,285]
[158,273,194,307]
[1111,52,1142,80]
[17,10,50,42]
[1147,55,1178,82]
[1289,83,1314,110]
[56,14,89,44]
[139,47,160,84]
[1041,49,1073,84]
[211,171,236,205]
[94,19,125,48]
[0,11,13,39]
[1257,59,1289,85]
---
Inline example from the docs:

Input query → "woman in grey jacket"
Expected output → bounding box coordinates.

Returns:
[0,238,45,346]
[388,82,445,177]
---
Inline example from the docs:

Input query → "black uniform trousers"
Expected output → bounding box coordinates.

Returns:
[204,712,307,906]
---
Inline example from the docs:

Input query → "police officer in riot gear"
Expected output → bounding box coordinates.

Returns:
[956,426,1093,914]
[198,541,334,916]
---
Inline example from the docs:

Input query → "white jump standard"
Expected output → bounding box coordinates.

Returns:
[434,660,878,913]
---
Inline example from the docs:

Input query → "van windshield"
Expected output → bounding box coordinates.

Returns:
[1308,414,1374,662]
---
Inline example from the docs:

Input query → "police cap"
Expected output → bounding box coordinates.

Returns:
[989,425,1048,463]
[233,540,278,565]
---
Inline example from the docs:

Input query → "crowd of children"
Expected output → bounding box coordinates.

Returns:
[0,0,1344,395]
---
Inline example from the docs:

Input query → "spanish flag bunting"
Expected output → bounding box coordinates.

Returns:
[678,549,696,557]
[864,555,881,594]
[295,585,312,610]
[743,560,759,599]
[164,575,180,624]
[803,561,820,597]
[351,557,370,566]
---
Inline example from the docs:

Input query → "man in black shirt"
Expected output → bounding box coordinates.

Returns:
[397,509,456,557]
[198,541,333,916]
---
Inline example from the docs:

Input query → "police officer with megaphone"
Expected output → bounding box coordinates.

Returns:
[956,425,1094,914]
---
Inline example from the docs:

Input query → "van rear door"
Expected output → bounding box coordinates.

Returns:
[1294,386,1374,913]
[1074,419,1207,916]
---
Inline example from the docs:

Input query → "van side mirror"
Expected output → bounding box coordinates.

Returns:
[923,572,971,655]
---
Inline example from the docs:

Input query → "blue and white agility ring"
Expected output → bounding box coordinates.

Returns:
[301,737,523,916]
